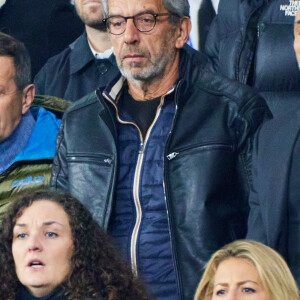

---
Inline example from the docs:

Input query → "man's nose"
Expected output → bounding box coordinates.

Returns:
[124,19,139,44]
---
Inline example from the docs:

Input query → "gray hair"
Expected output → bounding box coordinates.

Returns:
[163,0,189,17]
[101,0,189,17]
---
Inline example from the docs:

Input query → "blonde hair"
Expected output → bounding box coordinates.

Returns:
[194,240,299,300]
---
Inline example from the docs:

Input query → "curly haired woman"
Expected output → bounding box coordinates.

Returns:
[0,189,147,300]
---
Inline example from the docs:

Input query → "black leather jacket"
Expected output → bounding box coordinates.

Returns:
[51,45,269,300]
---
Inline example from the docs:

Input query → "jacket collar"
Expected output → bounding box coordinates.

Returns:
[102,75,125,103]
[178,44,208,80]
[102,44,208,103]
[69,31,94,75]
[239,0,267,23]
[14,107,60,162]
[69,31,118,75]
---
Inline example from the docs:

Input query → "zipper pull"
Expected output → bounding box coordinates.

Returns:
[104,158,112,165]
[139,142,144,154]
[167,152,179,160]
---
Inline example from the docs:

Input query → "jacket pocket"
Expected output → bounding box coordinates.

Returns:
[65,153,115,227]
[67,153,113,165]
[166,142,234,161]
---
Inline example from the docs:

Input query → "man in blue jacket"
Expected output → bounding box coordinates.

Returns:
[0,32,68,218]
[51,0,270,298]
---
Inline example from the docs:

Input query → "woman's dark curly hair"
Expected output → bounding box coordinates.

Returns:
[0,189,147,300]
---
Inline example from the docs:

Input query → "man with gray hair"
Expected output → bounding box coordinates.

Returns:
[51,0,269,298]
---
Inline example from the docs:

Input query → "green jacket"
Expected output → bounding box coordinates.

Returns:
[0,95,69,218]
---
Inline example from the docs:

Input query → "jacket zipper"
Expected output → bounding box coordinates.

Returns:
[236,3,265,82]
[164,82,235,299]
[162,80,183,299]
[166,143,233,161]
[66,153,113,165]
[103,89,173,275]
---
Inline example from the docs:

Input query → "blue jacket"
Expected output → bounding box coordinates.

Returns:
[14,107,60,163]
[108,87,178,299]
[0,96,66,218]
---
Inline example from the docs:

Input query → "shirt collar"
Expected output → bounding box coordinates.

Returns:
[88,40,114,59]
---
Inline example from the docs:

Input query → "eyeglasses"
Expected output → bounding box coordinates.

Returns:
[103,12,174,35]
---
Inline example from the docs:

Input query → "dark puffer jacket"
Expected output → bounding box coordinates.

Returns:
[247,105,300,286]
[50,45,270,299]
[205,0,300,285]
[205,0,300,115]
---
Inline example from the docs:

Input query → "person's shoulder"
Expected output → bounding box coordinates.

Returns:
[32,95,71,118]
[65,91,100,114]
[39,45,73,72]
[180,45,209,72]
[60,92,104,130]
[181,46,268,111]
[34,35,85,84]
[196,68,264,105]
[190,69,271,132]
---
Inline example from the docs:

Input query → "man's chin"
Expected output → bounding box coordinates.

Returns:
[120,67,148,81]
[86,21,107,31]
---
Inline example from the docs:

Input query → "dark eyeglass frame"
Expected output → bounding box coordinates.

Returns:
[103,12,175,35]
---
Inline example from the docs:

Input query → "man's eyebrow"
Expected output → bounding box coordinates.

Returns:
[143,9,156,14]
[109,9,157,17]
[295,19,300,24]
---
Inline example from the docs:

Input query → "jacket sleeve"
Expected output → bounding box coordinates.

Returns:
[246,129,268,242]
[50,116,69,191]
[236,93,272,187]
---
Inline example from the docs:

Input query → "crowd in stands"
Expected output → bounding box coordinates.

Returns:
[0,0,299,299]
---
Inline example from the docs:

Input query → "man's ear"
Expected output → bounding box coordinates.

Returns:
[21,84,35,115]
[175,16,192,49]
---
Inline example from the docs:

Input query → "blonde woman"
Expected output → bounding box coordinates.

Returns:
[194,240,299,300]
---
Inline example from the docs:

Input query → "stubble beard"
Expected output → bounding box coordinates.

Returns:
[76,5,107,31]
[118,36,177,88]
